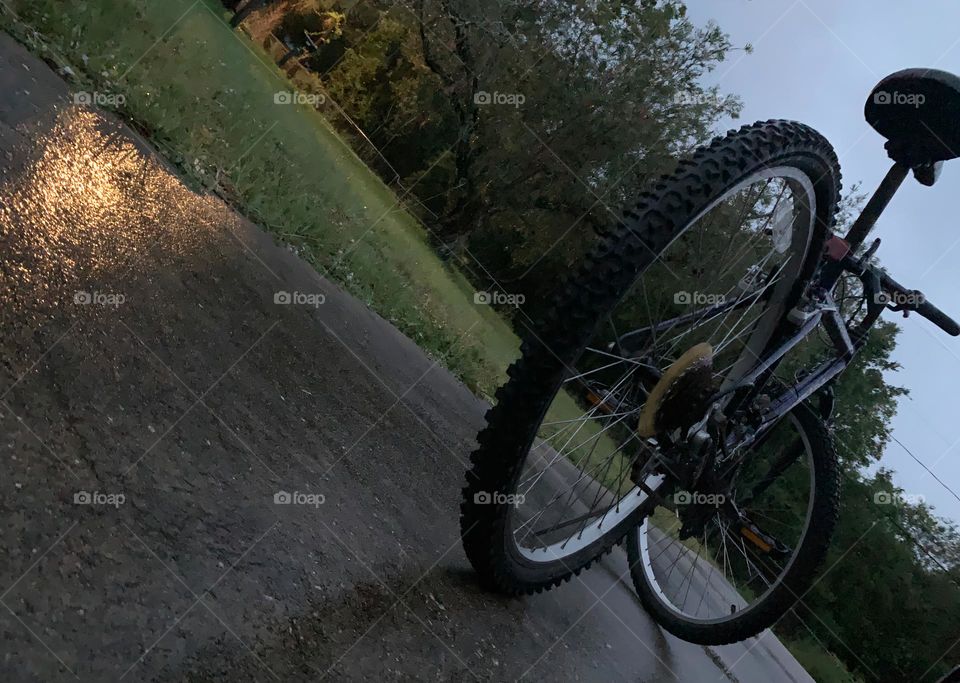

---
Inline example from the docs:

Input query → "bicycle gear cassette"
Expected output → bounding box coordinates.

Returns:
[637,342,715,437]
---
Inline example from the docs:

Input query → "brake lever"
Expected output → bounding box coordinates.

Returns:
[888,288,926,316]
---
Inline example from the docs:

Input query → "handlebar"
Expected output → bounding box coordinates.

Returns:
[915,298,960,336]
[876,270,960,336]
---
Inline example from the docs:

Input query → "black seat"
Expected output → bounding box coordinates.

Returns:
[864,68,960,165]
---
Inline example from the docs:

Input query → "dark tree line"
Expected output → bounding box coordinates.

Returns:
[233,0,742,318]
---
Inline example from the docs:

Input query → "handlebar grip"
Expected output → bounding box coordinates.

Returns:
[916,299,960,336]
[876,270,960,336]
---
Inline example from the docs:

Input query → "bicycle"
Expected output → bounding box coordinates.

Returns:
[460,68,960,644]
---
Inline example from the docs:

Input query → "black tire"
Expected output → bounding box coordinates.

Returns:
[460,120,842,595]
[625,404,841,644]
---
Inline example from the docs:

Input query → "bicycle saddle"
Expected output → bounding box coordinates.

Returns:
[864,68,960,165]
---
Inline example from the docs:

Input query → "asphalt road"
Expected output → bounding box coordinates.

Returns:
[0,32,813,682]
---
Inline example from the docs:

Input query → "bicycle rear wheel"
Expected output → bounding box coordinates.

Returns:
[460,120,842,595]
[625,404,840,645]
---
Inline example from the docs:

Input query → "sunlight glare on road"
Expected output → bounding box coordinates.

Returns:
[0,106,236,316]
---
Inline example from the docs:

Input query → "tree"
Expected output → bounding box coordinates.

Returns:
[282,1,743,313]
[413,0,744,310]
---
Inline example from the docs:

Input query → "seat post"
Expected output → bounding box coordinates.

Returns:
[842,162,910,250]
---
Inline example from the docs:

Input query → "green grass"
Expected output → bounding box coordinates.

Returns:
[2,0,519,396]
[782,637,864,683]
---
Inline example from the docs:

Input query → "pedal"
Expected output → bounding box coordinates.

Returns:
[584,384,618,415]
[740,520,791,561]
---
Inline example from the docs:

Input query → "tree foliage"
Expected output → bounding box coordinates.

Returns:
[252,0,742,315]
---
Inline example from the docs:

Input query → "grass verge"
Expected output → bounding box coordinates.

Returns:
[1,0,520,397]
[782,637,864,683]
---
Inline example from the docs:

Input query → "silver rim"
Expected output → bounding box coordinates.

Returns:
[636,413,817,624]
[507,165,819,564]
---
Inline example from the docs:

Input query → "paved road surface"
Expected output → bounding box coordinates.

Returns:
[0,32,813,682]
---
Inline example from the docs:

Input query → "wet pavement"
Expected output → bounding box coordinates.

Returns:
[0,32,812,682]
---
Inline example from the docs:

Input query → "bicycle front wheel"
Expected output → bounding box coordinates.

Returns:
[460,120,842,595]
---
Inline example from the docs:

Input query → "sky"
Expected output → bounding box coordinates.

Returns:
[683,0,960,524]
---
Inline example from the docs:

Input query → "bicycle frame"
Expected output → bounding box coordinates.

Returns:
[616,162,918,435]
[723,162,913,430]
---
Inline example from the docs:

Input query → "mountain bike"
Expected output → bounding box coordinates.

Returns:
[460,68,960,644]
